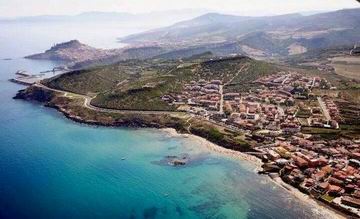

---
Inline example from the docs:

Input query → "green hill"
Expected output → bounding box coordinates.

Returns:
[44,56,279,111]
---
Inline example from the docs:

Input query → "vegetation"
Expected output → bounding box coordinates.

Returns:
[45,56,279,111]
[45,67,125,95]
[301,126,360,139]
[225,59,279,92]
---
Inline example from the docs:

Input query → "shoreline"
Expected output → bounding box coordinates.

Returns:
[13,86,354,219]
[161,127,347,219]
[161,128,263,169]
[271,176,347,219]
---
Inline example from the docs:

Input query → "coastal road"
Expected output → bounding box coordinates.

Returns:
[34,83,182,115]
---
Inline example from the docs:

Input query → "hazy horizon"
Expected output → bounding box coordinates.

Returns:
[0,0,359,18]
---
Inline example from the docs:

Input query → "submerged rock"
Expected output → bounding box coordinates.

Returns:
[152,154,189,167]
[169,159,187,166]
[168,154,188,166]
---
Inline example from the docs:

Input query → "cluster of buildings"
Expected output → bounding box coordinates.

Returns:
[162,79,222,113]
[161,70,359,215]
[297,98,340,129]
[255,72,317,91]
[162,72,338,135]
[322,96,341,121]
[259,136,360,216]
[224,98,297,134]
[221,72,331,134]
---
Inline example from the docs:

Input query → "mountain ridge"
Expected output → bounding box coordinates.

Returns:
[119,8,360,58]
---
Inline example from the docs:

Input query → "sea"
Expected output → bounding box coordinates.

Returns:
[0,21,335,218]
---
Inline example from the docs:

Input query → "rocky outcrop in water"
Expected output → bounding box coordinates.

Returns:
[166,155,188,166]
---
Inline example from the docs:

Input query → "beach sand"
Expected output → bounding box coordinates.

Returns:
[161,128,263,168]
[161,128,347,219]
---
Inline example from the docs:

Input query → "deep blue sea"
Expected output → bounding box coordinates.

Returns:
[0,21,334,218]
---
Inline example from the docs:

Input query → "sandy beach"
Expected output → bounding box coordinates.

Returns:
[161,128,347,219]
[161,128,263,168]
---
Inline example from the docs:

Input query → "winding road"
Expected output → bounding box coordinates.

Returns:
[34,82,182,115]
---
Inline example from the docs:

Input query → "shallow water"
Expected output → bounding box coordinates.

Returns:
[0,22,334,218]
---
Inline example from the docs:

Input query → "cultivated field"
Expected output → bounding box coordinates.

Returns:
[330,56,360,80]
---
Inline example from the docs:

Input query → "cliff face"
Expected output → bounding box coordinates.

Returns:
[25,40,119,63]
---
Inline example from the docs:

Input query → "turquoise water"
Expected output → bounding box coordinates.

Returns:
[0,23,332,218]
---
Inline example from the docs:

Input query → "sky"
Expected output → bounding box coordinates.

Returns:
[0,0,359,17]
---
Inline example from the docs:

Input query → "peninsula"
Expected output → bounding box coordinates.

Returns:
[15,49,360,217]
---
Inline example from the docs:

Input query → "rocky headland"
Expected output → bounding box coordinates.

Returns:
[25,40,120,63]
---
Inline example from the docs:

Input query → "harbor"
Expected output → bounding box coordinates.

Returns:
[9,67,69,85]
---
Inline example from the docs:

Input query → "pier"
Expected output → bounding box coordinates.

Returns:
[10,68,69,85]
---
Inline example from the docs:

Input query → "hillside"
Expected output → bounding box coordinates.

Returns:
[44,56,279,111]
[120,8,360,58]
[23,8,360,65]
[24,40,172,69]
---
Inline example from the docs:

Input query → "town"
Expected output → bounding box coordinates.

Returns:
[162,72,360,217]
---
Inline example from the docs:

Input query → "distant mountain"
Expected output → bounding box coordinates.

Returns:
[24,8,360,67]
[119,12,301,44]
[120,8,360,58]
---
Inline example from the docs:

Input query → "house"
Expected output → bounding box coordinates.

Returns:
[309,157,328,167]
[210,80,222,85]
[275,147,291,158]
[267,149,281,160]
[246,114,257,120]
[293,156,309,168]
[223,93,240,100]
[314,182,329,194]
[349,159,360,167]
[341,196,360,208]
[328,185,343,196]
[351,152,360,160]
[329,177,343,186]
